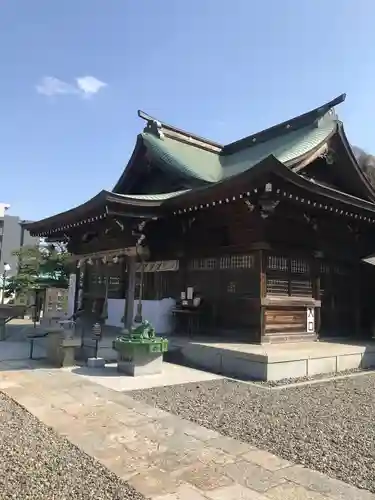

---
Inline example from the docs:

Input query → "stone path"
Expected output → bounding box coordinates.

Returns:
[0,360,373,500]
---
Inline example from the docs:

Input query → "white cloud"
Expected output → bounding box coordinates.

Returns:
[36,76,78,97]
[36,75,107,98]
[76,76,107,97]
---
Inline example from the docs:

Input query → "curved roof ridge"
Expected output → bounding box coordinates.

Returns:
[222,94,346,155]
[138,110,222,150]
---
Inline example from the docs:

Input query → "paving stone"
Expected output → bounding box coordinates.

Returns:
[149,450,192,471]
[160,432,205,455]
[243,449,293,471]
[180,421,221,441]
[33,407,79,433]
[223,460,286,493]
[125,435,168,457]
[152,483,209,500]
[116,394,169,417]
[140,419,179,442]
[59,401,86,417]
[206,436,256,456]
[195,446,236,466]
[129,467,182,497]
[173,463,233,491]
[206,483,269,499]
[112,409,151,427]
[0,380,21,389]
[97,449,151,481]
[265,482,331,500]
[279,466,375,500]
[107,427,140,445]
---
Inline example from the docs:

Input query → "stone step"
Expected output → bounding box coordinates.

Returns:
[263,332,317,344]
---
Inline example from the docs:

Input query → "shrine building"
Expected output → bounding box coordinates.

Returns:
[25,94,375,344]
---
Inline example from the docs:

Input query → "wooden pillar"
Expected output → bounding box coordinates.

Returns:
[259,250,266,342]
[354,263,361,337]
[124,256,136,329]
[73,265,80,315]
[312,256,321,336]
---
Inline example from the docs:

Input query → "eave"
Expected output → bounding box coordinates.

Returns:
[25,153,375,240]
[163,155,375,222]
[23,190,176,237]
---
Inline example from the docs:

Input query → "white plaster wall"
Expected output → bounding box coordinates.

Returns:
[107,298,125,328]
[106,298,175,334]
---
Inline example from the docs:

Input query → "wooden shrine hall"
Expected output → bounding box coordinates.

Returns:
[25,94,375,344]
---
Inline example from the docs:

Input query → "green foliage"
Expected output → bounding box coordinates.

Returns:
[5,243,71,297]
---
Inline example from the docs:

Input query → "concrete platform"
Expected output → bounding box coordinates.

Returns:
[63,361,222,391]
[169,336,375,381]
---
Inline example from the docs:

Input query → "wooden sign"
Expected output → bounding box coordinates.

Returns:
[92,322,102,340]
[306,307,315,333]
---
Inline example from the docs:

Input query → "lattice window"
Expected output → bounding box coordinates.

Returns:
[320,262,330,274]
[220,254,254,269]
[266,254,312,297]
[291,278,312,297]
[291,258,309,274]
[267,256,288,271]
[109,277,120,285]
[266,278,289,295]
[90,273,99,284]
[189,258,217,270]
[227,281,236,293]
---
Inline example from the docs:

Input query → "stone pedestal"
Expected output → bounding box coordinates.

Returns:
[0,319,6,341]
[46,329,80,367]
[41,316,62,329]
[117,351,163,376]
[87,357,105,368]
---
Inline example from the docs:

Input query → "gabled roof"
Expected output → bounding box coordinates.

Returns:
[113,95,344,194]
[25,93,375,238]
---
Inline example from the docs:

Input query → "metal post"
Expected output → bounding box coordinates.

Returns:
[1,271,5,305]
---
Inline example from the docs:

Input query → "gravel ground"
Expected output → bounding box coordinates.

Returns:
[0,393,145,500]
[131,373,375,493]
[256,367,375,387]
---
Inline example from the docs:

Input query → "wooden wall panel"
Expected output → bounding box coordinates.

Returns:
[265,307,307,334]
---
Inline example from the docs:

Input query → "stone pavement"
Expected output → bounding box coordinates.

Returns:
[0,360,373,500]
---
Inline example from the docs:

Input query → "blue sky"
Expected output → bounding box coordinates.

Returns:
[1,0,375,221]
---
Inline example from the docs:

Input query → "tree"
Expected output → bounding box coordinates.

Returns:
[352,146,375,188]
[5,243,72,297]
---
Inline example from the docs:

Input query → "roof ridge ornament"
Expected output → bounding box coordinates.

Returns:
[144,119,165,140]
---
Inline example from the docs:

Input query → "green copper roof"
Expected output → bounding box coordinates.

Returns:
[141,133,221,183]
[141,112,337,185]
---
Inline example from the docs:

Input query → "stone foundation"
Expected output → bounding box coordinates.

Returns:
[117,351,163,376]
[170,338,375,381]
